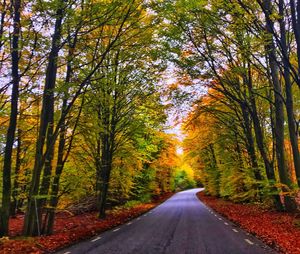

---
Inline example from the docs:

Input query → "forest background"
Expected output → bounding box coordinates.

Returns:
[1,0,300,242]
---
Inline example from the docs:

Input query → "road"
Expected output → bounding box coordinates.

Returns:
[57,188,276,254]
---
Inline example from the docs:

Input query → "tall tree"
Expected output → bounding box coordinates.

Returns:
[23,0,66,236]
[262,0,297,211]
[278,0,300,187]
[0,0,21,236]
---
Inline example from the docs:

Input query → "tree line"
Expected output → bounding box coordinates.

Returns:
[160,0,300,211]
[0,0,195,237]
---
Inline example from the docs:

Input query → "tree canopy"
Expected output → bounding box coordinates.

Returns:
[1,0,300,239]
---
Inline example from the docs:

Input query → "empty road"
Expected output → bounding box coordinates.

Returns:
[57,189,276,254]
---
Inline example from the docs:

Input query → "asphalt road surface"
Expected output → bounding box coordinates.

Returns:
[57,188,277,254]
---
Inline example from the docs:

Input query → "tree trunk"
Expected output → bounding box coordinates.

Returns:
[43,96,84,234]
[264,0,297,212]
[23,2,64,236]
[208,143,220,196]
[290,0,300,79]
[246,64,283,210]
[42,35,80,234]
[11,128,22,217]
[98,134,112,219]
[279,0,300,187]
[95,110,102,202]
[0,0,21,236]
[0,0,7,52]
[42,143,64,234]
[240,101,261,181]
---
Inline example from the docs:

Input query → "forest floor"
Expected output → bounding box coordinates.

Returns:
[0,193,173,254]
[197,192,300,254]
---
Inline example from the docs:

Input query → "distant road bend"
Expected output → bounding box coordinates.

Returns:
[57,188,276,254]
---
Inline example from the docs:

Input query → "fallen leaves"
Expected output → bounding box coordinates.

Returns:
[0,193,173,254]
[197,192,300,254]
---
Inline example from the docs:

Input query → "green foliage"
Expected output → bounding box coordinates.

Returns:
[123,200,143,208]
[131,167,156,203]
[173,170,196,190]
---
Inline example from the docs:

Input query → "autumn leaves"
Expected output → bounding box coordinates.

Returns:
[162,0,300,211]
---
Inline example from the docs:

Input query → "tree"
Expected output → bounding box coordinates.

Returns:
[0,0,21,236]
[159,0,299,210]
[23,0,143,236]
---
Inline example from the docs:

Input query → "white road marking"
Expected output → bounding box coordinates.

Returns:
[127,222,132,225]
[245,239,254,245]
[137,218,141,220]
[91,237,102,242]
[214,214,217,217]
[113,228,120,232]
[224,222,229,225]
[218,217,222,220]
[149,211,152,214]
[63,252,71,254]
[143,214,147,217]
[232,229,238,233]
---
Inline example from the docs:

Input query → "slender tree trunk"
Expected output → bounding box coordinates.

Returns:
[42,35,80,234]
[290,0,300,78]
[208,143,220,196]
[98,78,113,218]
[42,126,65,235]
[279,0,300,187]
[98,170,111,219]
[0,0,21,236]
[0,0,7,52]
[43,97,84,234]
[23,2,64,236]
[38,114,54,209]
[98,134,112,219]
[11,128,22,217]
[240,102,261,181]
[41,90,67,234]
[234,134,244,169]
[264,0,297,212]
[246,65,283,210]
[233,129,248,194]
[95,110,102,204]
[98,87,117,218]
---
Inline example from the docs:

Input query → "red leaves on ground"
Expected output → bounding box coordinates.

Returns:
[0,193,173,254]
[197,192,300,254]
[0,239,41,254]
[38,204,156,252]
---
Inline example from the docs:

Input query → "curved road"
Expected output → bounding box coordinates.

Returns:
[57,189,276,254]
